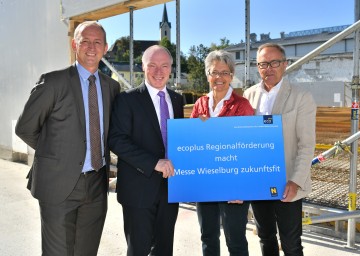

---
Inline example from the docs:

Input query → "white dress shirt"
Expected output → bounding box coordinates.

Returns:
[208,87,233,117]
[257,79,283,115]
[145,82,174,125]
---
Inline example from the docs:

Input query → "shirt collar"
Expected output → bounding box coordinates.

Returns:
[207,86,233,113]
[207,86,233,100]
[76,61,99,82]
[260,78,283,94]
[145,81,167,98]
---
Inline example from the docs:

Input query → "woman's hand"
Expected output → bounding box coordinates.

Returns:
[228,200,244,204]
[199,115,208,122]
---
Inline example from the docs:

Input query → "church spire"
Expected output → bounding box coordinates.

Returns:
[159,3,171,42]
[160,3,171,27]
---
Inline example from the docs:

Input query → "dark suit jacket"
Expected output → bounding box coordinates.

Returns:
[15,64,119,204]
[108,84,184,208]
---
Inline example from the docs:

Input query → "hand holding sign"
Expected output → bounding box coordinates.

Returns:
[167,115,286,203]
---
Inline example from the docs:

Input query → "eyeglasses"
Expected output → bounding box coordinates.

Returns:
[257,60,286,69]
[208,71,233,77]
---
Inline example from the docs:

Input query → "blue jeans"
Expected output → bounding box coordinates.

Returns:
[196,201,250,256]
[251,199,303,256]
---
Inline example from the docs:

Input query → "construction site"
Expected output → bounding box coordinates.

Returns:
[300,107,360,241]
[1,0,360,254]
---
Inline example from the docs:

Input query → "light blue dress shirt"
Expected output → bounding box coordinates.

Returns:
[76,62,105,172]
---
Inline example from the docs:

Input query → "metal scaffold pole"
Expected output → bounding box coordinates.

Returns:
[129,6,134,87]
[347,0,360,248]
[311,131,360,166]
[175,0,181,90]
[244,0,250,88]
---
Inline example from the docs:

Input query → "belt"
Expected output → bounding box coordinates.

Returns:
[81,166,106,176]
[81,170,96,177]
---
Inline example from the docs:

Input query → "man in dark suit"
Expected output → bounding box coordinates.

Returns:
[15,21,119,256]
[109,45,184,256]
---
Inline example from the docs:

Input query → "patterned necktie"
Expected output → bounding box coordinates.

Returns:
[88,75,102,171]
[158,91,170,155]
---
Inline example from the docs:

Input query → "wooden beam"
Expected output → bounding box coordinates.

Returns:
[67,0,172,65]
[68,20,80,64]
[70,0,173,22]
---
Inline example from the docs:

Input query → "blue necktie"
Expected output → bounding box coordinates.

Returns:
[158,91,170,156]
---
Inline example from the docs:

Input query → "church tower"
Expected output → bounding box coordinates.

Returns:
[159,4,171,42]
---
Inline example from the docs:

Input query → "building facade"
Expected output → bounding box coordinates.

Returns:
[226,25,355,107]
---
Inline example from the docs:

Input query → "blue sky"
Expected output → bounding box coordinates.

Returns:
[99,0,354,56]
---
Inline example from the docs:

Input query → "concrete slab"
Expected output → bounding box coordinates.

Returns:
[0,159,359,256]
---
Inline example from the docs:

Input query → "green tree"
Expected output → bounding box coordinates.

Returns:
[160,37,188,73]
[159,37,189,89]
[183,38,232,92]
[187,44,210,93]
[115,36,142,63]
[209,37,231,51]
[134,55,142,65]
[160,37,175,58]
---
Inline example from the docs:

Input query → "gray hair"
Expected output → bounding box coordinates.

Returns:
[74,21,107,44]
[204,50,235,75]
[257,43,286,60]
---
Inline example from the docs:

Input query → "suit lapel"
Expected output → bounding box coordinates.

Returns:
[99,73,111,140]
[272,80,291,115]
[251,84,263,111]
[137,85,163,140]
[69,65,86,135]
[168,89,181,118]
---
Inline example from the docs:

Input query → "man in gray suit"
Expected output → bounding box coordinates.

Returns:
[243,43,316,256]
[15,21,119,256]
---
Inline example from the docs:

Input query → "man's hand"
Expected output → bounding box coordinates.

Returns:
[155,159,175,178]
[281,180,300,202]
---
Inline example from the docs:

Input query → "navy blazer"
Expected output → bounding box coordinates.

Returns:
[108,84,184,208]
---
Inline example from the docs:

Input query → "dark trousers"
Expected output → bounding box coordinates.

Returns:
[196,201,250,256]
[122,181,179,256]
[39,168,107,256]
[251,199,303,256]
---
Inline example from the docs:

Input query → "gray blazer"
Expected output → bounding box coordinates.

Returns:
[15,64,119,204]
[243,79,316,201]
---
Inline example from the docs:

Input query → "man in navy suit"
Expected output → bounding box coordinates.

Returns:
[16,21,119,255]
[109,45,184,256]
